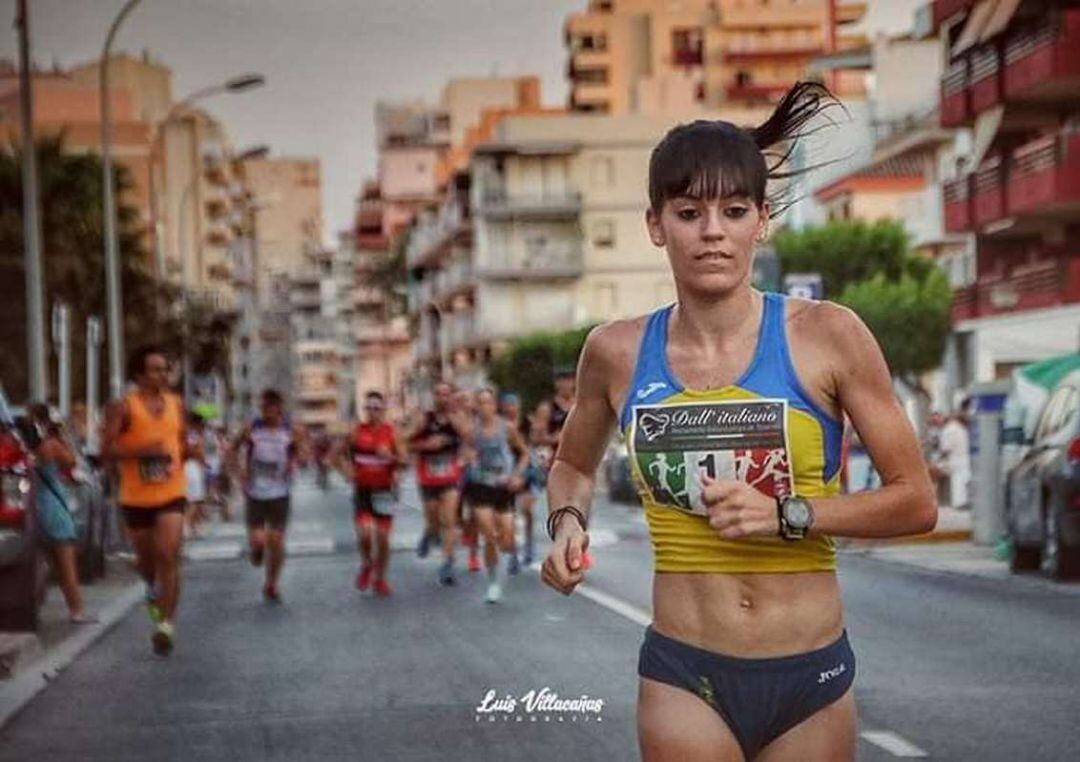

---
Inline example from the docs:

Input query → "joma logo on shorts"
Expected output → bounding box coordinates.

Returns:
[817,663,846,684]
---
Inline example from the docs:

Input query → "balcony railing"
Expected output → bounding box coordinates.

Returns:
[953,259,1071,321]
[725,83,791,102]
[933,0,976,29]
[479,243,583,280]
[943,175,971,233]
[968,44,1002,114]
[1003,10,1080,100]
[723,44,823,62]
[972,155,1007,227]
[939,58,970,127]
[1007,131,1080,216]
[672,48,704,67]
[478,191,582,220]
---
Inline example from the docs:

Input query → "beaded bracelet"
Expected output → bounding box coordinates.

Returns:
[547,505,587,541]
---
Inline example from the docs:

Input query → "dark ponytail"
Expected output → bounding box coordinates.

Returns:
[648,81,845,218]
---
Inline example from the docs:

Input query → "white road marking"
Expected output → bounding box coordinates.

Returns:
[575,584,652,628]
[184,543,242,561]
[285,537,336,556]
[860,731,929,758]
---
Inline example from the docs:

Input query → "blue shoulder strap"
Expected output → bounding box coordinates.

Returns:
[620,306,679,431]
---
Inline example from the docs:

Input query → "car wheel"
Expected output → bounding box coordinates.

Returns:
[1041,496,1080,581]
[1010,544,1041,572]
[0,547,43,632]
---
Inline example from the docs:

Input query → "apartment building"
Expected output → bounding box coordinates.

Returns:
[935,0,1080,387]
[564,0,868,115]
[289,247,357,432]
[406,108,764,388]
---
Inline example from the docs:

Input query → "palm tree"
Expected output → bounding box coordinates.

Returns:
[0,133,233,403]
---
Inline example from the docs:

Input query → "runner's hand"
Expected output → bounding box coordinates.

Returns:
[541,518,589,596]
[702,476,779,539]
[506,475,524,492]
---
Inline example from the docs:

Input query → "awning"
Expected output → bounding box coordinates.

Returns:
[980,0,1024,43]
[952,0,1000,57]
[968,105,1004,170]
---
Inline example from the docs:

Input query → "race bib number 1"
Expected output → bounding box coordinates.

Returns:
[631,400,793,516]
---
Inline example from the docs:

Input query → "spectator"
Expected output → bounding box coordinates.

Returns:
[938,409,972,509]
[28,403,97,624]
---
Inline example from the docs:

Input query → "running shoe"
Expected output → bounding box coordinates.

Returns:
[151,621,174,656]
[485,581,502,604]
[263,584,282,604]
[355,563,374,592]
[438,559,456,587]
[417,531,432,559]
[250,545,265,567]
[468,552,481,573]
[373,578,393,598]
[507,553,520,576]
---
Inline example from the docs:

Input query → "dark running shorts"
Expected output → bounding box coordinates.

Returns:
[464,482,514,512]
[638,626,856,759]
[120,499,187,530]
[354,487,395,520]
[420,484,458,502]
[245,496,291,530]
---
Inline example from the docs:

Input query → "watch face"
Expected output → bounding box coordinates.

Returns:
[784,498,811,528]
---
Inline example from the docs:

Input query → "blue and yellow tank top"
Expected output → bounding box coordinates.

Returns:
[621,293,843,574]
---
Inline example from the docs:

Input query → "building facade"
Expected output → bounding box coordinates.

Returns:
[936,0,1080,389]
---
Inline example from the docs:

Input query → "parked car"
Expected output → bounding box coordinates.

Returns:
[1005,369,1080,581]
[604,439,638,504]
[0,388,47,631]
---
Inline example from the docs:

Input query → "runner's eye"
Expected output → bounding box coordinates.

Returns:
[725,206,749,219]
[676,208,699,221]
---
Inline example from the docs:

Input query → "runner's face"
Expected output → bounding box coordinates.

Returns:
[478,392,497,421]
[646,194,767,296]
[365,399,385,423]
[261,400,282,424]
[139,354,169,392]
[433,384,452,412]
[555,377,575,397]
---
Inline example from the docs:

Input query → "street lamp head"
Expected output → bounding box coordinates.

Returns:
[225,73,265,93]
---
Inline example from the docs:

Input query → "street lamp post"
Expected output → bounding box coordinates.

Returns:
[100,0,143,401]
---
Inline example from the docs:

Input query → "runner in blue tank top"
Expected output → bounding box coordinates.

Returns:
[540,82,938,762]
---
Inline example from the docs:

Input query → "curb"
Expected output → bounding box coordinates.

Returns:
[0,581,143,729]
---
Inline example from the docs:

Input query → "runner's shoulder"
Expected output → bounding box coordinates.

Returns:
[582,316,648,373]
[786,298,872,362]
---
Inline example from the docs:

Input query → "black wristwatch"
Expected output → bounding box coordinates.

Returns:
[777,496,814,541]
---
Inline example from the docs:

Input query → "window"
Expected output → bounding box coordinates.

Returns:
[593,219,615,248]
[590,156,614,187]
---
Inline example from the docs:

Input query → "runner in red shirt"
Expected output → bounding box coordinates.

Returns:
[343,391,406,597]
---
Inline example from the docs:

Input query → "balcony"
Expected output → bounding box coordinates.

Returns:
[290,290,322,310]
[478,243,583,281]
[1003,10,1080,103]
[406,199,469,269]
[353,286,384,307]
[972,155,1007,228]
[672,48,704,67]
[478,190,581,221]
[725,83,791,102]
[939,59,970,127]
[723,44,823,63]
[953,258,1074,322]
[969,45,1002,114]
[943,175,972,234]
[1007,131,1080,218]
[297,385,338,402]
[432,255,475,304]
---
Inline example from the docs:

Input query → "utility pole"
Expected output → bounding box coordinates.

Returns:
[16,0,48,402]
[52,302,71,419]
[86,317,102,456]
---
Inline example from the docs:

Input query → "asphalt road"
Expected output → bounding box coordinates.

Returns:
[1,474,1078,761]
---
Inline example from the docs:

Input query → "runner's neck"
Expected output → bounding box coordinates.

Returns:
[670,287,762,353]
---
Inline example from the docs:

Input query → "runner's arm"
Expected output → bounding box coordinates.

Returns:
[703,304,937,540]
[507,425,529,481]
[546,326,619,533]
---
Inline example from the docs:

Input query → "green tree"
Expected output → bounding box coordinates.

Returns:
[838,270,952,384]
[773,219,932,297]
[488,324,594,412]
[0,133,225,403]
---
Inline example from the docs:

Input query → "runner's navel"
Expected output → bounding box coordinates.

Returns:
[739,598,753,610]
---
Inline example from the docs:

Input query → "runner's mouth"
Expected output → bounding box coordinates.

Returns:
[695,250,734,261]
